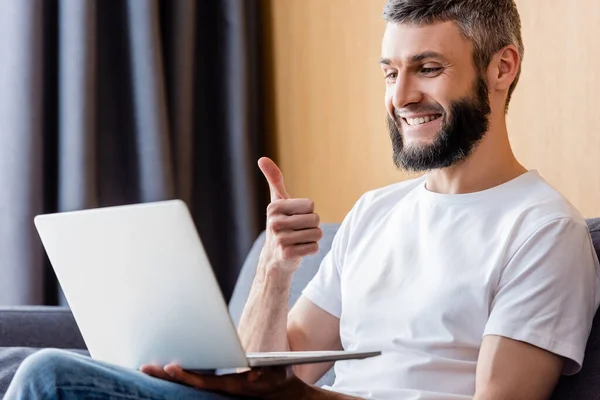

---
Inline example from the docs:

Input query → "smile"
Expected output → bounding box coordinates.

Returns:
[403,114,442,126]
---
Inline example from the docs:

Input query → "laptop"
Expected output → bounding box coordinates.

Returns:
[34,200,381,374]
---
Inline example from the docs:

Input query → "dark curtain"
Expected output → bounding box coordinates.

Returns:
[0,0,269,305]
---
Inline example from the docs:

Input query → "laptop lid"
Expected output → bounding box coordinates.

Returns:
[34,200,249,371]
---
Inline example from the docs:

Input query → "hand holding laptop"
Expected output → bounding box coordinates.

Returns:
[141,364,310,400]
[141,363,364,400]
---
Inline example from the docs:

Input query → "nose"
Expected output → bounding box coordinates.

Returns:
[391,71,422,110]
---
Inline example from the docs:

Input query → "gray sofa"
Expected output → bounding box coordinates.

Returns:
[0,219,599,399]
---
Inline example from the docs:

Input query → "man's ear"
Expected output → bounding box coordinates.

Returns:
[488,44,520,92]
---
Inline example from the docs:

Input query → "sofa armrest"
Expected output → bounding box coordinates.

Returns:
[0,306,86,349]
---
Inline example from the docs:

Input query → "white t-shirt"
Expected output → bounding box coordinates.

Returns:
[302,170,600,400]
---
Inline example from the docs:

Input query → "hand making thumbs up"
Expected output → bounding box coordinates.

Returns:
[257,157,322,274]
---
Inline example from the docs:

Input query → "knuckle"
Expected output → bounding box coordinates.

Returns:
[282,247,296,260]
[269,217,285,233]
[266,203,275,216]
[267,200,283,216]
[300,243,318,257]
[275,236,287,248]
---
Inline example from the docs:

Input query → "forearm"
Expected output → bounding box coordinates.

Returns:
[238,265,293,352]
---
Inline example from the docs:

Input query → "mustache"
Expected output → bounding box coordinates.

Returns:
[394,104,445,120]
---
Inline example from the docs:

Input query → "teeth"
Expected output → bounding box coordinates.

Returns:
[406,115,439,126]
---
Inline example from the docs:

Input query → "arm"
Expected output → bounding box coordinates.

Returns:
[287,296,343,383]
[237,263,343,384]
[237,263,294,353]
[237,157,343,384]
[237,157,322,353]
[474,335,564,400]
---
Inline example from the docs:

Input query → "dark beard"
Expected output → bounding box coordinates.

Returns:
[388,76,491,172]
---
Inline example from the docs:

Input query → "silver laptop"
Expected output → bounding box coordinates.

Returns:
[34,200,380,373]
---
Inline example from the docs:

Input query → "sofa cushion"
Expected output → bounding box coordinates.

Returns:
[587,218,600,256]
[0,306,85,349]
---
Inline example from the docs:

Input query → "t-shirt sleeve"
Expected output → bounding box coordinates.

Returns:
[483,217,600,375]
[301,196,364,319]
[302,250,343,318]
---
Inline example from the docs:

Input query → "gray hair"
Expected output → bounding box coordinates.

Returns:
[383,0,524,111]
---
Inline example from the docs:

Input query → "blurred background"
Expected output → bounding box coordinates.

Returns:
[0,0,598,307]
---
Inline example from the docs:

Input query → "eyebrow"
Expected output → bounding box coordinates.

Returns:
[411,51,445,62]
[379,51,446,66]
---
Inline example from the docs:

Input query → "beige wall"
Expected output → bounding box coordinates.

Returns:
[264,0,600,223]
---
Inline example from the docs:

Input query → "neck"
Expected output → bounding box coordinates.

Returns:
[424,116,527,194]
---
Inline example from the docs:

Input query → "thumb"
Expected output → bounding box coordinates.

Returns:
[258,157,290,201]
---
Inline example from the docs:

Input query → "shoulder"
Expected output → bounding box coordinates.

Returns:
[497,172,598,281]
[506,171,588,240]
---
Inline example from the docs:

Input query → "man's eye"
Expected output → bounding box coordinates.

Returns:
[385,72,397,81]
[421,67,442,75]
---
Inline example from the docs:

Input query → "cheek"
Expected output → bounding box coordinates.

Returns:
[422,88,447,106]
[428,74,472,104]
[385,90,395,115]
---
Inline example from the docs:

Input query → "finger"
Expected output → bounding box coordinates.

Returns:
[164,364,246,393]
[270,214,320,233]
[243,367,293,392]
[257,366,292,385]
[247,369,263,383]
[267,199,314,217]
[258,157,290,202]
[275,228,323,246]
[140,365,178,382]
[282,242,319,260]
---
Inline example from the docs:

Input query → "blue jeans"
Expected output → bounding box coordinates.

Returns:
[4,348,248,399]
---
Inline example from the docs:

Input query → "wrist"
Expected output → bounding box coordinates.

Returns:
[256,262,294,288]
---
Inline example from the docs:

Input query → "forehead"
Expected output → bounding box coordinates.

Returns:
[381,21,473,63]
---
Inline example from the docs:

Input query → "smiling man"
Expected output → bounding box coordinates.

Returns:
[5,1,600,400]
